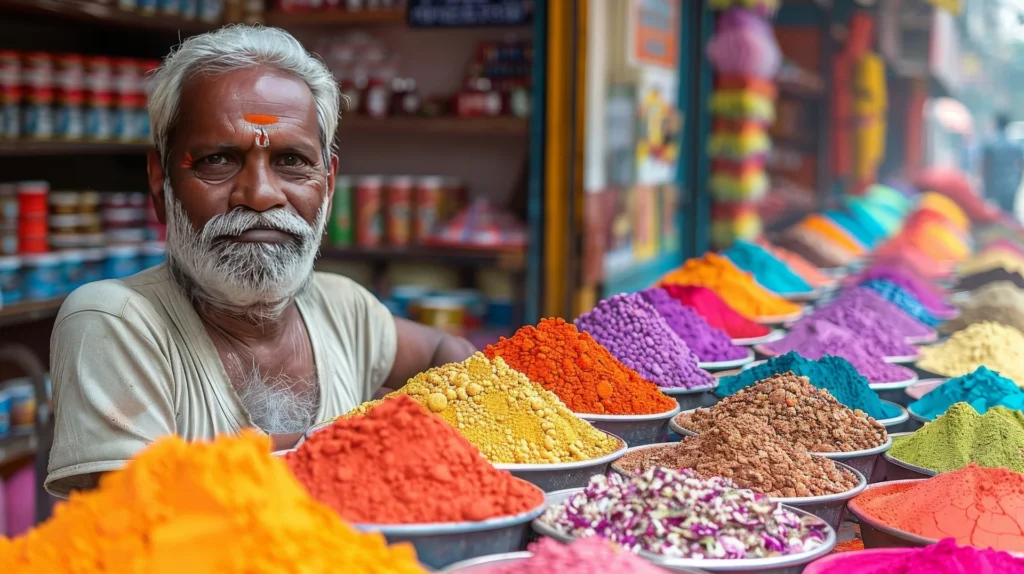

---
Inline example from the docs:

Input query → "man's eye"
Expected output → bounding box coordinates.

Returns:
[279,155,307,167]
[202,154,229,166]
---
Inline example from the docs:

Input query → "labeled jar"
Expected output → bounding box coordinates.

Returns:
[23,252,62,300]
[328,175,353,246]
[0,50,20,88]
[60,249,85,293]
[85,57,114,94]
[55,89,85,140]
[104,244,142,279]
[0,183,17,224]
[5,383,34,434]
[115,93,145,141]
[106,228,147,245]
[49,191,82,215]
[104,207,147,228]
[55,53,85,92]
[80,247,105,284]
[114,58,142,96]
[0,86,20,138]
[21,52,53,90]
[79,190,101,213]
[158,0,181,16]
[86,90,115,140]
[0,226,16,256]
[354,175,383,247]
[413,176,444,243]
[385,176,412,246]
[80,212,103,234]
[0,255,22,305]
[23,87,55,139]
[17,181,48,219]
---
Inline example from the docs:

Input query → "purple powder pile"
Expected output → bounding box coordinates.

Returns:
[575,293,714,389]
[763,320,917,383]
[851,264,955,316]
[639,287,748,362]
[813,287,933,343]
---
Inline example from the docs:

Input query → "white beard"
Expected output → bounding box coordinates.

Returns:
[163,179,328,323]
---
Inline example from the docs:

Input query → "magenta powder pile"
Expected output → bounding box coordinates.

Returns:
[809,287,933,344]
[575,292,714,389]
[481,538,667,574]
[849,264,955,316]
[640,287,748,363]
[819,538,1024,573]
[763,319,916,383]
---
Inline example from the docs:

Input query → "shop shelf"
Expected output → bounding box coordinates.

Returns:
[320,245,526,271]
[0,432,36,468]
[264,8,406,27]
[0,0,217,33]
[0,297,66,328]
[0,140,151,157]
[339,116,530,136]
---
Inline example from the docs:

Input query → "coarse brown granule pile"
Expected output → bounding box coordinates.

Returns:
[674,372,887,452]
[612,415,860,497]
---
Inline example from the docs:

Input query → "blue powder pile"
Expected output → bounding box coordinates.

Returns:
[910,366,1024,420]
[721,240,813,295]
[859,279,941,327]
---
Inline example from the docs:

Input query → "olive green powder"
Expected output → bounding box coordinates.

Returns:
[889,403,1024,473]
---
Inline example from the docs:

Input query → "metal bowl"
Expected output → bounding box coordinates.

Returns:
[847,479,937,550]
[442,552,709,573]
[610,444,866,531]
[868,375,919,407]
[660,382,720,411]
[781,288,821,303]
[906,405,931,426]
[731,329,786,347]
[753,309,805,326]
[877,401,911,433]
[535,489,837,574]
[880,431,937,480]
[579,403,682,447]
[698,348,756,371]
[493,432,628,492]
[356,489,547,569]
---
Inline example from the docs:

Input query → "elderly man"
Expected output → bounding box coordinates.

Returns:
[46,25,476,497]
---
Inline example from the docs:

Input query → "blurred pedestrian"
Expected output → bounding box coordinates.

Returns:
[982,114,1024,214]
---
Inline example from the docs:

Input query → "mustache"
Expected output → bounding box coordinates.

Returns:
[201,207,315,241]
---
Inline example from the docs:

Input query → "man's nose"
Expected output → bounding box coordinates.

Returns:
[231,156,288,212]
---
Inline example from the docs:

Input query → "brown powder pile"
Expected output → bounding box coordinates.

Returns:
[612,415,859,497]
[675,372,887,452]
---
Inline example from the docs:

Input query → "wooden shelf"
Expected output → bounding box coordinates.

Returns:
[264,8,406,27]
[320,245,526,271]
[339,116,529,137]
[0,297,65,328]
[0,0,218,34]
[0,140,150,157]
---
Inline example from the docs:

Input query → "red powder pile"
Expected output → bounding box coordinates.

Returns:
[285,395,544,525]
[850,464,1024,552]
[661,284,770,339]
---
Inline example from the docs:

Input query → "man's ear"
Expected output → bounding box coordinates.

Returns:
[147,149,167,225]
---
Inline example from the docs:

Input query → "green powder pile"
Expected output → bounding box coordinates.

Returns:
[888,403,1024,473]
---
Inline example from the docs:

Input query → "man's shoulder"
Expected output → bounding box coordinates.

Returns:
[56,266,173,325]
[310,271,376,304]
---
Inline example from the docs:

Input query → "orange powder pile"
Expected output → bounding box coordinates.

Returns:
[484,318,677,415]
[851,464,1024,552]
[660,253,802,319]
[756,239,837,288]
[800,214,867,256]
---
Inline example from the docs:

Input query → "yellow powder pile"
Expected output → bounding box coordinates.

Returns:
[347,353,621,464]
[660,253,802,319]
[0,432,425,573]
[917,321,1024,387]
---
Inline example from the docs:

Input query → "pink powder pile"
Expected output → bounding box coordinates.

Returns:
[482,537,667,574]
[763,319,916,384]
[813,538,1024,573]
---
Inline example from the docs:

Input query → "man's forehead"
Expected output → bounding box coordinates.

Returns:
[179,67,317,119]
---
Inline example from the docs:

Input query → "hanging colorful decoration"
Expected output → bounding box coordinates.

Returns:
[705,3,781,247]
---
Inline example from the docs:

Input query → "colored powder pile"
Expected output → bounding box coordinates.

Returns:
[875,247,954,281]
[660,253,802,319]
[679,373,888,452]
[639,287,748,362]
[984,238,1024,258]
[763,319,916,383]
[481,537,668,574]
[850,464,1024,552]
[661,284,770,339]
[909,367,1024,420]
[916,322,1024,386]
[860,279,942,327]
[287,395,544,524]
[347,353,621,464]
[539,468,830,559]
[575,293,714,389]
[956,267,1024,292]
[718,352,901,420]
[959,247,1024,277]
[721,240,814,295]
[613,414,860,496]
[821,539,1024,573]
[777,226,855,268]
[851,265,953,315]
[801,214,867,255]
[483,318,678,415]
[0,432,426,573]
[943,281,1024,335]
[825,209,880,248]
[809,287,934,341]
[755,238,837,288]
[888,403,1024,473]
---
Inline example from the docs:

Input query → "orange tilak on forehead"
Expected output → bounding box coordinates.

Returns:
[244,114,280,125]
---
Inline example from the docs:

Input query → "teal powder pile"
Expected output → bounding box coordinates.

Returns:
[722,240,814,295]
[910,366,1024,420]
[717,351,900,420]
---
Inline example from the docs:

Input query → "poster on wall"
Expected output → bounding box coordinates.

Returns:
[628,0,680,70]
[635,66,682,186]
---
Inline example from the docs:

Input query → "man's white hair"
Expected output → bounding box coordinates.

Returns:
[148,24,340,168]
